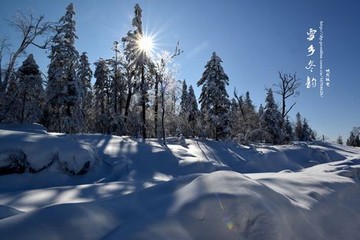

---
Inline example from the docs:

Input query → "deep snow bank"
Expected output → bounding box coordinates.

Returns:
[0,167,360,240]
[0,124,98,175]
[1,124,360,239]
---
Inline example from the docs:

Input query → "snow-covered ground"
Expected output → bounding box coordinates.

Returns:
[0,124,360,239]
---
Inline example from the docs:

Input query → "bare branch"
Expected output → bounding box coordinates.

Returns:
[171,41,184,59]
[284,102,296,118]
[0,11,52,92]
[275,71,300,119]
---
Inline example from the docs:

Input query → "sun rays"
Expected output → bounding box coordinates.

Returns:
[137,34,154,56]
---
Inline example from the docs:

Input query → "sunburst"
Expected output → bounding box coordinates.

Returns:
[137,34,154,56]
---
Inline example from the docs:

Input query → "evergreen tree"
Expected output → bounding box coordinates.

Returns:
[258,104,264,117]
[46,3,83,133]
[346,132,356,146]
[4,71,20,122]
[337,135,343,145]
[178,79,189,136]
[187,85,199,137]
[122,3,151,139]
[93,58,111,134]
[294,113,315,141]
[262,88,284,144]
[294,112,303,141]
[16,54,45,123]
[197,52,230,140]
[244,91,255,112]
[108,41,125,117]
[302,118,313,141]
[283,115,294,143]
[242,91,261,143]
[77,52,93,132]
[179,80,188,115]
[346,127,360,147]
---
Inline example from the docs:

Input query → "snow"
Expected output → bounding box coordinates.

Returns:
[0,124,98,174]
[0,124,360,239]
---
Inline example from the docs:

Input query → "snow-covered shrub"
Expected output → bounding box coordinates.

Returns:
[0,149,28,175]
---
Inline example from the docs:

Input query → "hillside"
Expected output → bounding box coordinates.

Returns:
[0,124,360,239]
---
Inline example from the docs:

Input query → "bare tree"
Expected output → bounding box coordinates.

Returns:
[0,11,52,93]
[275,71,300,119]
[0,38,10,84]
[154,42,183,146]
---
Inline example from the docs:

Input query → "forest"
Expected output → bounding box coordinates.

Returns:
[0,3,357,146]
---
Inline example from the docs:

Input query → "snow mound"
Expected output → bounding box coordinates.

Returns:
[0,123,47,134]
[0,205,23,220]
[1,169,360,239]
[0,125,98,175]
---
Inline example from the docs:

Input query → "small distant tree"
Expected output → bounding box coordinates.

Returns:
[302,118,315,141]
[294,112,303,141]
[283,116,294,142]
[294,112,315,141]
[346,127,360,147]
[337,135,343,145]
[262,88,284,144]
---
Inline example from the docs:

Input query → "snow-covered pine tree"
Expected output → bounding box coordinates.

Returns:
[294,112,303,141]
[16,54,45,123]
[178,79,189,136]
[93,58,112,134]
[77,52,93,132]
[283,115,294,143]
[179,80,188,115]
[106,43,126,135]
[46,3,83,133]
[230,90,262,144]
[337,135,343,145]
[109,42,125,116]
[244,91,255,112]
[258,104,264,117]
[302,118,315,141]
[4,71,20,123]
[121,3,151,139]
[242,91,261,143]
[346,127,360,147]
[187,85,199,137]
[197,52,230,141]
[262,88,284,144]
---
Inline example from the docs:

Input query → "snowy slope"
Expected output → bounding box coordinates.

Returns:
[0,124,360,239]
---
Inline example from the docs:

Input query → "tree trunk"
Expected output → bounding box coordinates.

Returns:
[154,73,159,138]
[282,95,286,119]
[141,65,146,139]
[161,82,166,146]
[20,92,27,123]
[124,71,133,124]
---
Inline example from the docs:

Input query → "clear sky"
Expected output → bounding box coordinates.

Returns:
[1,0,359,141]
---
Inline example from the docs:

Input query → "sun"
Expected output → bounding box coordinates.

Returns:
[137,34,154,56]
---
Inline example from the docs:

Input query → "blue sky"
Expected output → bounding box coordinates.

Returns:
[1,0,359,141]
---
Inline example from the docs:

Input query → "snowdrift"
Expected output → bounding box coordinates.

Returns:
[0,124,98,175]
[0,166,360,239]
[1,124,360,239]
